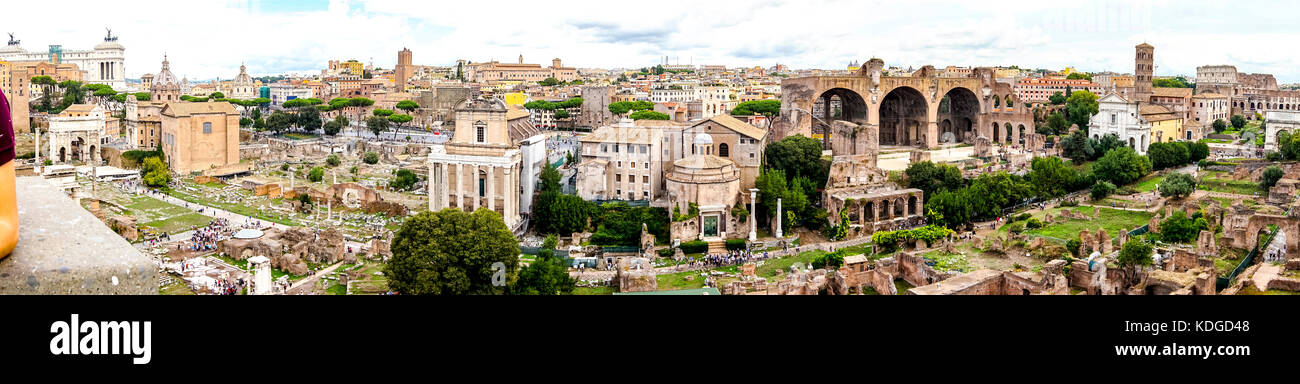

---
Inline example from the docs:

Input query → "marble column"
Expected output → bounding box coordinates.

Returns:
[290,173,295,190]
[483,165,491,213]
[472,164,480,211]
[748,189,758,241]
[441,163,450,210]
[775,198,783,239]
[456,163,464,209]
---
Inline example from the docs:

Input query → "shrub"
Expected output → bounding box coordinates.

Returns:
[679,240,709,254]
[1007,221,1026,234]
[725,239,747,251]
[363,152,379,164]
[1091,181,1116,200]
[308,166,324,182]
[1014,213,1032,222]
[810,252,845,270]
[1026,218,1043,229]
[325,154,341,167]
[280,163,290,171]
[1059,200,1079,207]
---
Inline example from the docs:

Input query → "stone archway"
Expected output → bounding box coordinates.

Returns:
[1004,123,1013,145]
[813,88,868,148]
[938,87,979,143]
[879,86,927,147]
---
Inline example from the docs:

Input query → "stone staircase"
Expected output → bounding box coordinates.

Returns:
[706,239,727,255]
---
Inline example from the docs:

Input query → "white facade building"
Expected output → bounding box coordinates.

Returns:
[268,84,314,105]
[0,32,126,90]
[1088,93,1151,154]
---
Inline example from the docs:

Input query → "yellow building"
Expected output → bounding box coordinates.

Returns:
[1141,104,1184,143]
[339,60,363,75]
[502,92,527,106]
[1061,67,1076,76]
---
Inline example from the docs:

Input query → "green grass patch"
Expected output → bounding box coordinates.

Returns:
[656,270,708,291]
[141,212,213,234]
[165,187,299,226]
[325,284,347,295]
[1007,206,1153,242]
[894,279,913,295]
[283,132,319,140]
[574,286,617,295]
[1133,174,1166,193]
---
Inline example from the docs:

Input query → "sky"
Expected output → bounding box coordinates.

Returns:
[3,0,1299,83]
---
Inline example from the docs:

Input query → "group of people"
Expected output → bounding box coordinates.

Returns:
[214,277,246,296]
[177,219,231,253]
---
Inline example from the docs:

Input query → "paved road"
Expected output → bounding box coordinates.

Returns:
[286,261,345,294]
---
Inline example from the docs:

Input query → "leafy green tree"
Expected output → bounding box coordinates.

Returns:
[373,108,394,117]
[905,161,964,200]
[754,168,789,227]
[308,166,325,182]
[141,157,170,188]
[1065,90,1099,132]
[349,97,375,126]
[1048,91,1067,105]
[927,188,970,229]
[1158,172,1196,198]
[730,99,781,116]
[390,169,419,191]
[1096,133,1125,158]
[1118,240,1153,269]
[1187,142,1209,163]
[1061,130,1094,164]
[1089,180,1115,200]
[396,100,419,114]
[296,106,323,132]
[1066,72,1092,81]
[539,162,561,193]
[209,92,225,99]
[764,134,829,188]
[385,209,520,295]
[133,92,151,102]
[1231,114,1247,129]
[509,249,574,295]
[326,154,341,167]
[240,117,254,128]
[1212,119,1228,133]
[534,191,593,235]
[1152,77,1194,88]
[538,77,561,86]
[1093,146,1151,186]
[1157,211,1206,243]
[366,115,389,137]
[1027,156,1079,198]
[608,101,654,115]
[265,111,294,134]
[1261,166,1285,190]
[1045,112,1068,135]
[629,110,669,120]
[388,114,413,137]
[363,152,379,165]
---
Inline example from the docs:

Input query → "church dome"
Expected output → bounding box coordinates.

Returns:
[455,95,507,112]
[693,132,714,145]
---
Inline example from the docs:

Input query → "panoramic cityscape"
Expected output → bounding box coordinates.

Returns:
[4,0,1300,297]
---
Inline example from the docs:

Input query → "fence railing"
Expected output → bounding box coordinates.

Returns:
[1216,226,1277,291]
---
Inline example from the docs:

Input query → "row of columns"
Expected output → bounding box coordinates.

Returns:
[429,161,518,228]
[848,196,921,225]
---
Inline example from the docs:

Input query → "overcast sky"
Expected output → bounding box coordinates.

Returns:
[3,0,1297,83]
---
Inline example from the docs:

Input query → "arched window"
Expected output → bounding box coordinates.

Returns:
[1005,95,1013,108]
[719,143,729,157]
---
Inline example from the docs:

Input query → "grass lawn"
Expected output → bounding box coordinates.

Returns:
[325,284,347,295]
[574,286,617,295]
[283,132,318,140]
[1236,285,1300,295]
[1133,174,1166,193]
[1198,171,1260,195]
[165,187,299,226]
[656,270,708,291]
[894,279,913,295]
[141,212,213,234]
[1006,206,1153,242]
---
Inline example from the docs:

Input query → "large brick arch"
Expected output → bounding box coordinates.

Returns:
[1242,215,1300,254]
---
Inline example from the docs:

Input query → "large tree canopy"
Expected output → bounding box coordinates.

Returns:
[385,209,520,295]
[730,99,780,116]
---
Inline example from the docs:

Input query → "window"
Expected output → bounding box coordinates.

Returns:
[613,145,619,153]
[601,144,607,152]
[631,162,636,169]
[203,122,212,134]
[475,121,486,143]
[644,162,649,169]
[1111,114,1117,124]
[616,174,622,182]
[642,175,649,183]
[719,143,729,157]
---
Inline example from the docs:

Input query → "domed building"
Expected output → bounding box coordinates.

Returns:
[228,64,256,100]
[150,55,181,102]
[665,132,745,240]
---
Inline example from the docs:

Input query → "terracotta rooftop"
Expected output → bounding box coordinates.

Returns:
[1152,87,1193,98]
[701,114,767,140]
[161,101,238,116]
